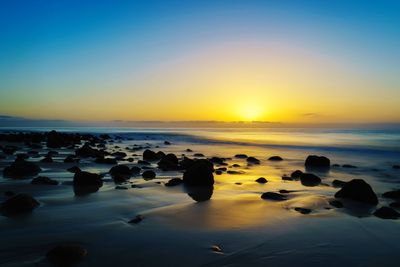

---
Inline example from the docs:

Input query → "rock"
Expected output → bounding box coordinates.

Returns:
[215,170,222,175]
[282,176,293,181]
[165,178,183,187]
[234,154,248,158]
[73,171,103,187]
[268,156,283,161]
[3,160,41,178]
[186,148,193,152]
[187,186,213,202]
[329,200,344,208]
[164,141,171,145]
[67,166,81,173]
[180,157,195,170]
[389,201,400,208]
[227,170,244,174]
[305,155,330,169]
[115,185,128,190]
[334,179,378,205]
[261,192,287,201]
[129,214,144,224]
[31,176,59,185]
[112,151,127,158]
[279,189,292,194]
[40,156,53,163]
[131,166,141,174]
[142,170,156,179]
[95,156,117,164]
[193,153,205,157]
[300,173,321,187]
[294,207,312,214]
[138,160,150,165]
[64,155,79,163]
[46,130,67,148]
[373,207,400,219]
[210,245,223,253]
[46,245,87,267]
[255,177,268,183]
[183,159,214,186]
[382,189,400,199]
[342,164,357,168]
[143,149,159,161]
[4,191,15,197]
[0,194,39,216]
[209,157,225,165]
[291,170,303,178]
[393,165,400,169]
[232,164,240,168]
[246,156,260,164]
[109,165,131,177]
[158,153,179,170]
[332,179,347,188]
[75,143,103,158]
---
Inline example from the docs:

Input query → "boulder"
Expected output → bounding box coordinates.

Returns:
[0,194,40,216]
[300,173,321,187]
[31,176,59,185]
[142,170,156,179]
[255,177,268,184]
[183,159,214,186]
[261,192,287,201]
[187,186,213,202]
[75,143,103,158]
[268,156,283,161]
[234,154,248,158]
[332,179,347,188]
[305,155,330,168]
[158,153,179,170]
[165,178,183,187]
[329,200,344,208]
[334,179,378,205]
[3,160,41,178]
[382,189,400,199]
[73,171,103,187]
[143,149,159,161]
[246,156,260,164]
[193,153,205,157]
[294,207,312,214]
[291,170,303,178]
[179,157,195,170]
[46,245,87,267]
[109,165,131,177]
[373,207,400,219]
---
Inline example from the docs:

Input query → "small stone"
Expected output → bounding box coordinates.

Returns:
[294,207,312,214]
[255,177,268,183]
[261,192,287,201]
[373,207,400,219]
[129,215,144,224]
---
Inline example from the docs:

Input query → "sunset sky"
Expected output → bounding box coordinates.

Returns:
[0,0,399,124]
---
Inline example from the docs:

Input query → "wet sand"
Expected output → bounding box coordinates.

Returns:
[1,130,400,266]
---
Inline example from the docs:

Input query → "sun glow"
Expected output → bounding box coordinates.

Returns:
[239,104,264,121]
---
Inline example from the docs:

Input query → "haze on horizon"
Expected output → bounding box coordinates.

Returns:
[1,0,399,124]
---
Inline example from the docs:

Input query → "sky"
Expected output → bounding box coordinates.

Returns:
[0,0,399,124]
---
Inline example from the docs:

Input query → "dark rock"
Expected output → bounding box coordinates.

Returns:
[279,189,292,194]
[112,151,127,158]
[67,166,81,173]
[75,143,103,158]
[232,164,240,168]
[373,207,400,219]
[40,156,53,163]
[131,166,141,174]
[165,178,183,187]
[215,170,222,175]
[389,201,400,208]
[332,164,340,167]
[73,171,103,187]
[31,176,58,185]
[393,165,400,169]
[186,148,193,152]
[282,176,293,181]
[164,141,171,145]
[294,207,312,214]
[255,177,268,183]
[4,191,15,196]
[305,155,330,169]
[3,160,41,178]
[109,165,131,177]
[179,157,195,170]
[247,156,260,164]
[95,156,117,164]
[142,170,156,179]
[193,153,205,157]
[342,164,357,168]
[329,200,344,208]
[227,170,244,174]
[291,170,303,178]
[46,245,87,267]
[158,153,179,170]
[138,160,151,165]
[210,245,223,253]
[210,157,225,165]
[46,130,68,148]
[234,154,248,158]
[129,214,144,224]
[0,194,39,216]
[64,155,79,163]
[300,173,321,187]
[217,167,227,171]
[143,149,159,161]
[382,189,400,199]
[332,179,347,188]
[261,192,287,201]
[334,179,378,205]
[183,159,214,186]
[268,156,283,161]
[186,186,213,202]
[115,185,128,190]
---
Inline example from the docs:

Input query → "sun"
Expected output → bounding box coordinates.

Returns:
[239,104,264,121]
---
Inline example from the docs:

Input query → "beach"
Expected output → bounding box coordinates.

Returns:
[1,128,400,267]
